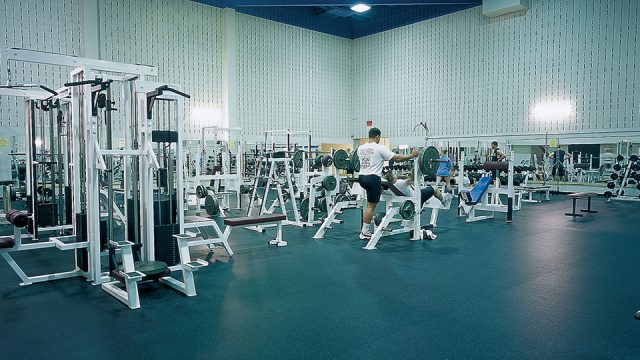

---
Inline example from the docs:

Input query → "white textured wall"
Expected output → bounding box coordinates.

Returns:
[0,0,83,131]
[98,0,224,138]
[236,14,352,143]
[353,0,640,145]
[0,0,352,144]
[2,0,639,150]
[0,0,83,179]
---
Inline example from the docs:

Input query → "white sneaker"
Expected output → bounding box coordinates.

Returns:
[423,229,437,240]
[359,232,372,240]
[442,193,453,207]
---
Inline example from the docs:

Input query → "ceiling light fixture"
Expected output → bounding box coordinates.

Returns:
[351,3,371,13]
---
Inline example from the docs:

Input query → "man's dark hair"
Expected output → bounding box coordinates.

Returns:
[491,141,498,146]
[368,127,381,139]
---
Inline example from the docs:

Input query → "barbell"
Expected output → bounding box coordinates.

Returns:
[292,150,336,169]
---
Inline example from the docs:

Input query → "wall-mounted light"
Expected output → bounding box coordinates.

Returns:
[351,3,371,13]
[191,106,222,128]
[531,100,573,122]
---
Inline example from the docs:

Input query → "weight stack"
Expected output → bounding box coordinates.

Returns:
[154,223,180,266]
[126,194,179,265]
[65,186,72,224]
[37,202,58,227]
[76,212,108,271]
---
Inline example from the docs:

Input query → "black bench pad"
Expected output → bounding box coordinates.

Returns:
[0,236,15,249]
[568,192,597,198]
[224,214,286,227]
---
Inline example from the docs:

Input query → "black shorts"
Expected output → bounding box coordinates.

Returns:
[359,175,382,203]
[552,164,565,177]
[420,186,435,206]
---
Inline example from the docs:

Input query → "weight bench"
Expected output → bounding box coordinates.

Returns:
[459,176,492,205]
[519,185,551,203]
[565,192,598,217]
[381,181,405,197]
[224,214,287,247]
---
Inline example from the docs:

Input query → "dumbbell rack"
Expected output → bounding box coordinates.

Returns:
[604,153,640,202]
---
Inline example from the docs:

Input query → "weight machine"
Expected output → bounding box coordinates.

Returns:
[457,151,517,223]
[246,130,311,229]
[186,127,244,216]
[0,48,207,309]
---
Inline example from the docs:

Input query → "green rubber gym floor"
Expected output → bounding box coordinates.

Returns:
[1,195,639,359]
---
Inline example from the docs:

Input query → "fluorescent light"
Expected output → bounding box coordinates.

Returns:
[532,100,573,122]
[192,106,222,127]
[351,4,371,13]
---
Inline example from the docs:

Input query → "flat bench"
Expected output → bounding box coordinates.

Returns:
[223,214,286,226]
[565,192,598,217]
[518,185,551,203]
[224,214,288,247]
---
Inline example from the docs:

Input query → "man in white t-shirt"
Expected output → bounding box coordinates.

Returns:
[357,128,419,240]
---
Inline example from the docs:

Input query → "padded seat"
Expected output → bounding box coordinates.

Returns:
[460,176,492,205]
[0,236,15,249]
[568,192,597,198]
[224,214,286,226]
[0,180,14,186]
[115,260,170,281]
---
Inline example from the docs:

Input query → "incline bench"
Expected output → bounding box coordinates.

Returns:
[223,214,287,247]
[565,192,598,217]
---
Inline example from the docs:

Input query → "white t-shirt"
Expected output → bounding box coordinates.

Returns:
[358,142,395,176]
[394,179,414,197]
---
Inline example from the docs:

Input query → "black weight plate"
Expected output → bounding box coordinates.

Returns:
[399,200,415,220]
[292,150,304,169]
[195,185,208,199]
[373,212,385,226]
[333,149,349,169]
[322,175,337,191]
[419,146,439,176]
[318,197,328,213]
[205,195,220,216]
[351,147,360,172]
[300,197,309,221]
[322,155,333,167]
